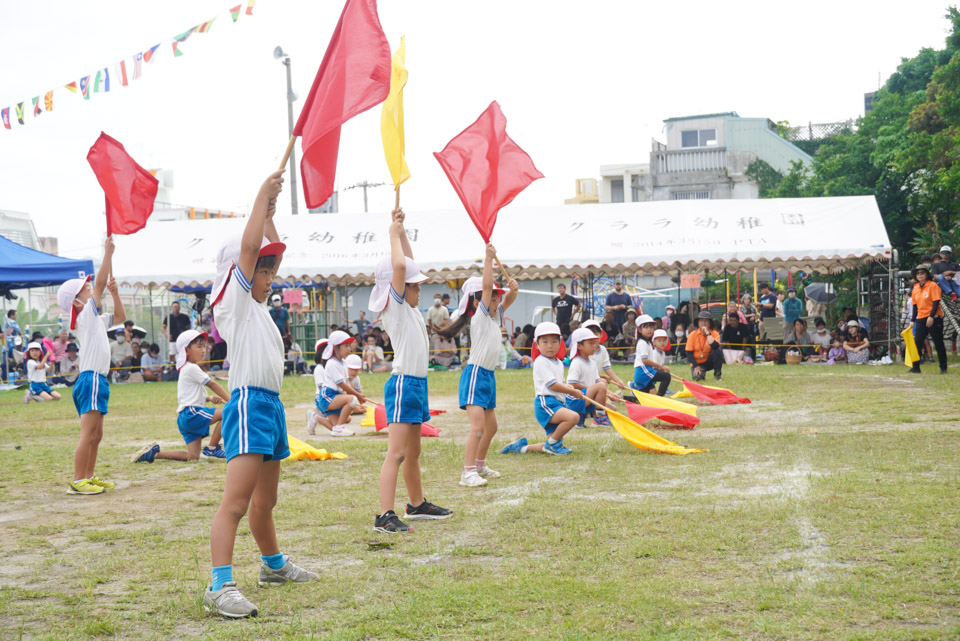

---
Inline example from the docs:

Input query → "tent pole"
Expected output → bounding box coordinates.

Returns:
[149,285,154,343]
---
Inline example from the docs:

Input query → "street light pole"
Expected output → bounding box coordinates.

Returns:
[275,47,298,215]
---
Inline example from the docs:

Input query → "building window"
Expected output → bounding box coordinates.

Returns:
[611,179,624,203]
[680,129,718,148]
[672,190,709,200]
[630,175,641,202]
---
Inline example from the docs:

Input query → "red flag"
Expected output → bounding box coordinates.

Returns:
[86,132,159,235]
[292,0,390,209]
[374,404,440,436]
[625,401,700,429]
[434,101,543,242]
[681,379,751,405]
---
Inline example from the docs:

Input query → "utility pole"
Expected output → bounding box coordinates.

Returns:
[274,46,298,215]
[344,181,387,213]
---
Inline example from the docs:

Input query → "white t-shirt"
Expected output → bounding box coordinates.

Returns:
[533,356,565,401]
[567,355,600,388]
[468,302,503,370]
[214,266,284,392]
[634,338,663,377]
[177,362,210,413]
[313,363,326,392]
[347,375,362,393]
[27,359,49,383]
[324,357,347,389]
[61,356,80,382]
[591,344,612,373]
[77,298,112,376]
[379,286,429,378]
[363,344,385,362]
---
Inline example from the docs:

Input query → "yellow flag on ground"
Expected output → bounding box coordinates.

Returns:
[380,36,409,189]
[360,405,377,428]
[285,435,348,461]
[669,381,729,400]
[630,390,698,416]
[607,407,707,455]
[901,326,919,367]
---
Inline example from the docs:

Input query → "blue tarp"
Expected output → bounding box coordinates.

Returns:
[0,235,95,295]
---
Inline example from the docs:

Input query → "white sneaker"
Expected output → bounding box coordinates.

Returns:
[306,410,318,435]
[23,388,31,404]
[477,465,500,479]
[331,425,354,437]
[459,470,488,487]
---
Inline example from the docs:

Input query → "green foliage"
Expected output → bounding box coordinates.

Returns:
[745,160,784,198]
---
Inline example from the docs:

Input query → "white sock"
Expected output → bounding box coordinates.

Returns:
[519,446,528,454]
[547,437,559,445]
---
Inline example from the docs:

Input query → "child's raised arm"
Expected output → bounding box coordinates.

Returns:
[93,236,115,310]
[502,277,519,311]
[107,277,125,325]
[481,243,495,311]
[238,169,285,280]
[389,213,408,297]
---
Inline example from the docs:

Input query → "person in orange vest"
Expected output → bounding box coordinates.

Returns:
[910,264,947,374]
[686,310,723,381]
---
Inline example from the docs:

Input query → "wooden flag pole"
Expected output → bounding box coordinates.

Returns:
[394,186,401,211]
[493,251,510,283]
[278,135,296,172]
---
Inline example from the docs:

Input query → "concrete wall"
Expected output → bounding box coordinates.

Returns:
[726,118,812,174]
[664,116,728,149]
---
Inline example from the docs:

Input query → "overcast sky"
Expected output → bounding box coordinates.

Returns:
[0,0,952,261]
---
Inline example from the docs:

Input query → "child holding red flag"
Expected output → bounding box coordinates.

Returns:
[501,322,584,456]
[56,237,124,495]
[370,208,453,533]
[203,170,317,619]
[439,243,519,487]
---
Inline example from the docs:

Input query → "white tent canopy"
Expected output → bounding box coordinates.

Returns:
[113,195,891,288]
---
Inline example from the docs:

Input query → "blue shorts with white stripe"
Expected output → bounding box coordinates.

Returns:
[458,364,496,410]
[72,371,109,417]
[177,406,214,444]
[221,386,289,463]
[383,374,430,425]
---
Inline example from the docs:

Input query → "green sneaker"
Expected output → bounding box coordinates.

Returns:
[67,479,105,495]
[89,476,115,490]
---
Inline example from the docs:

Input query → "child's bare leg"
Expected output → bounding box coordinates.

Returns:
[210,453,262,566]
[155,439,203,461]
[37,391,52,400]
[82,413,104,479]
[327,395,352,425]
[549,408,579,442]
[402,428,423,506]
[476,408,498,462]
[463,405,486,467]
[74,412,100,480]
[317,413,333,431]
[50,390,61,400]
[248,460,281,557]
[588,382,607,407]
[378,423,411,513]
[208,410,223,448]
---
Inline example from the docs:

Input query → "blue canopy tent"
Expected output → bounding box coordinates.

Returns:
[0,235,95,297]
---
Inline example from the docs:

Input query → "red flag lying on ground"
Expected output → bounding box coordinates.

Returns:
[374,404,440,437]
[681,379,751,405]
[434,101,543,242]
[86,132,159,235]
[293,0,390,209]
[625,401,700,429]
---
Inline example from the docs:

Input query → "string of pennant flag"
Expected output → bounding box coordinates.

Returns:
[0,0,259,131]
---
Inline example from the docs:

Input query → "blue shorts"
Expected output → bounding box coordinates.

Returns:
[564,395,595,418]
[384,374,429,425]
[534,395,566,434]
[458,364,497,410]
[30,382,53,395]
[72,371,109,417]
[221,386,289,463]
[315,386,341,416]
[178,407,214,444]
[633,367,655,390]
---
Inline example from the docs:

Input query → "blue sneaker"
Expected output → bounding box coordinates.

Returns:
[594,413,612,427]
[543,440,570,455]
[202,445,226,460]
[131,442,159,463]
[500,437,527,454]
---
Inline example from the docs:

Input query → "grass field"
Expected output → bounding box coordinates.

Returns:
[1,361,959,640]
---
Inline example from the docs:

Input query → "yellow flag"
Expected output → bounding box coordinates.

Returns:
[607,408,707,455]
[630,390,698,416]
[381,37,409,189]
[901,326,919,367]
[285,434,348,461]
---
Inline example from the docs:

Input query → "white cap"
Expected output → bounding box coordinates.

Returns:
[368,256,429,312]
[665,304,676,311]
[175,329,208,370]
[941,245,952,253]
[581,319,601,331]
[315,338,329,353]
[533,321,562,340]
[636,314,654,325]
[271,294,282,303]
[846,319,860,327]
[322,329,355,360]
[56,275,91,330]
[26,341,42,352]
[653,329,669,340]
[569,327,599,360]
[211,235,286,308]
[344,354,362,370]
[458,276,506,316]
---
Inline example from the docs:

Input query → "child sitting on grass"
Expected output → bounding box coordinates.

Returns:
[564,327,620,427]
[131,330,229,463]
[306,338,333,435]
[826,337,846,365]
[25,341,61,402]
[313,330,364,436]
[362,334,391,373]
[633,327,672,396]
[344,354,367,416]
[501,322,584,456]
[581,319,628,392]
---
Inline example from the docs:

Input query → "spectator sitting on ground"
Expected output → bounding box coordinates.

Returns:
[931,245,960,301]
[686,310,724,381]
[122,319,137,345]
[722,301,747,328]
[663,305,676,331]
[842,320,870,364]
[141,343,163,381]
[600,311,620,343]
[53,343,80,386]
[783,286,803,327]
[498,327,527,369]
[362,334,391,373]
[810,317,831,355]
[514,324,534,355]
[110,328,134,380]
[51,329,71,370]
[283,335,306,375]
[621,309,638,358]
[433,320,459,367]
[129,342,142,373]
[783,318,814,361]
[427,293,450,335]
[721,312,752,364]
[379,330,394,361]
[826,337,846,365]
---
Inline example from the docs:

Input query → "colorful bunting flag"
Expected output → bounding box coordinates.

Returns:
[246,0,257,15]
[114,60,129,87]
[64,82,78,93]
[143,44,160,64]
[44,91,53,112]
[171,29,192,56]
[32,97,41,117]
[132,53,143,80]
[80,75,91,100]
[230,4,241,21]
[381,36,410,190]
[193,19,215,33]
[93,68,111,93]
[15,103,24,125]
[1,108,10,130]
